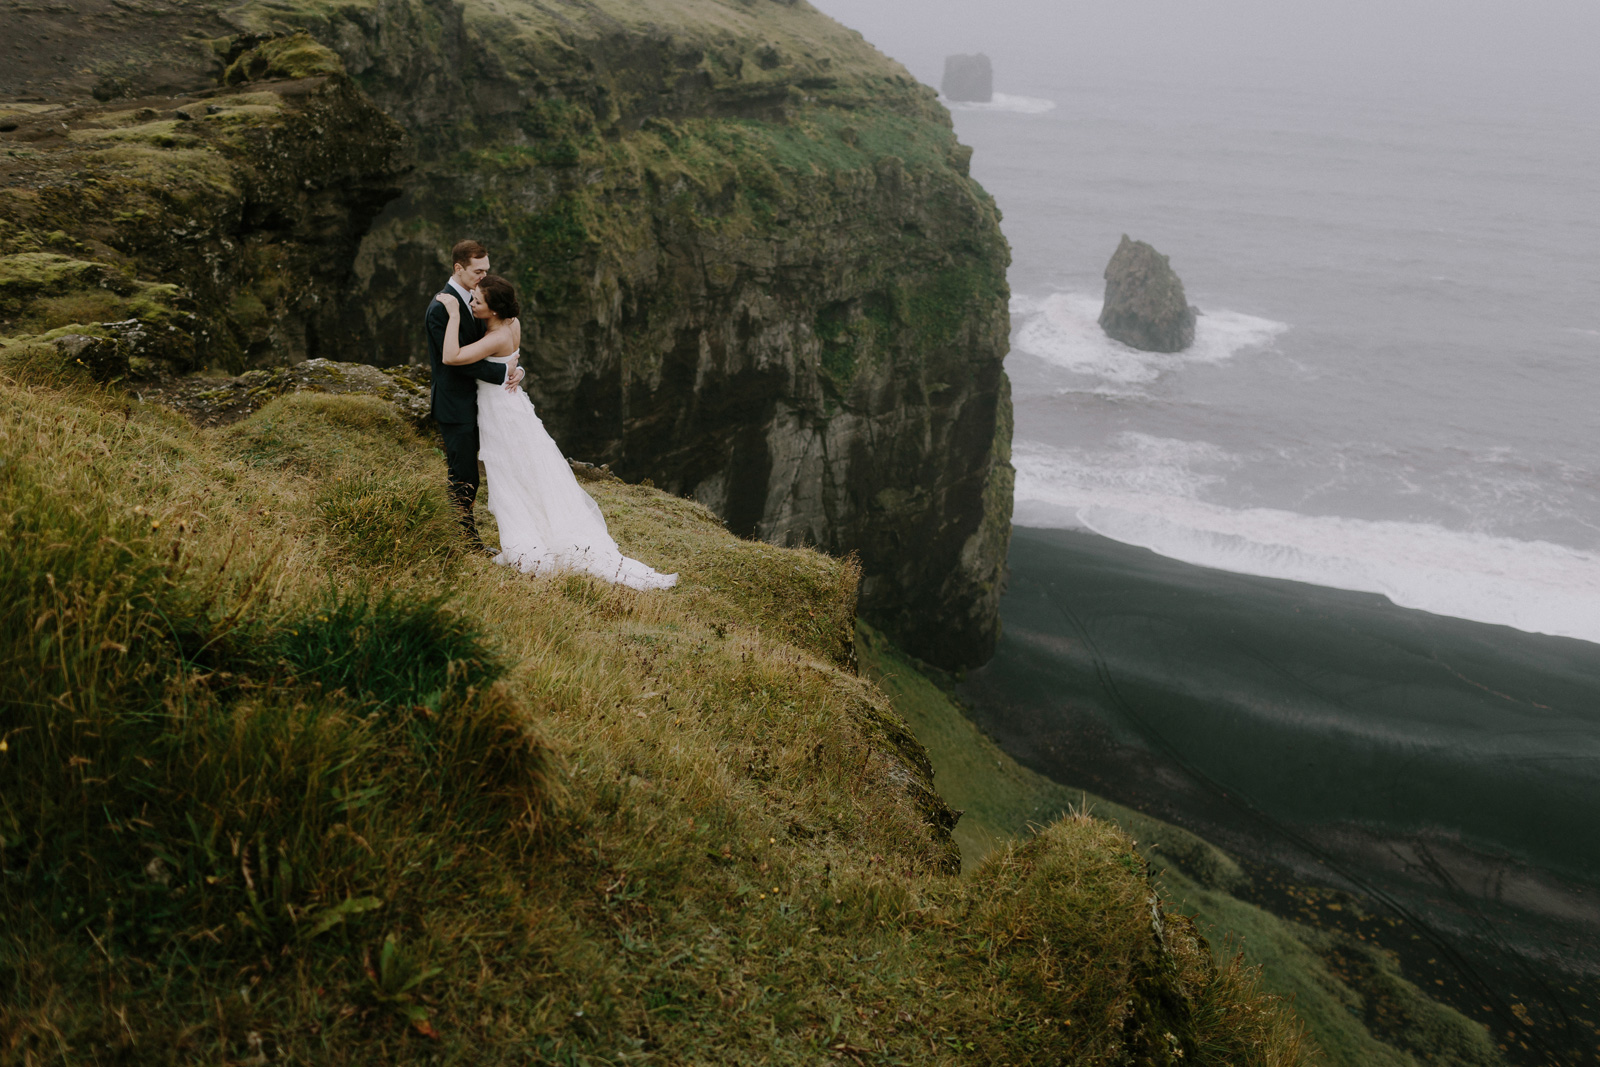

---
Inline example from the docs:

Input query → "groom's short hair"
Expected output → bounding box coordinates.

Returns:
[451,239,488,267]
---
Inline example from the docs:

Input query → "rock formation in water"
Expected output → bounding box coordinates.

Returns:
[0,0,1013,670]
[1098,235,1198,353]
[942,53,994,103]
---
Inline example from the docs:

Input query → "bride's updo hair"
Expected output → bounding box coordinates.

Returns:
[479,274,520,321]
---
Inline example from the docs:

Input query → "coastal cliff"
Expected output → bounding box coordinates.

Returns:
[0,358,1310,1062]
[0,0,1014,670]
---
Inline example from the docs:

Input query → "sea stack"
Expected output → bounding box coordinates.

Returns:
[942,53,993,103]
[1098,235,1198,353]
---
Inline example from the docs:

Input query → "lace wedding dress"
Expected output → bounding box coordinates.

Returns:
[477,354,677,590]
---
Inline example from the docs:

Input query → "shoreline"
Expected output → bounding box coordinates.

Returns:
[958,526,1600,1065]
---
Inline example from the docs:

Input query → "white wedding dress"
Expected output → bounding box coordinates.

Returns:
[477,354,677,590]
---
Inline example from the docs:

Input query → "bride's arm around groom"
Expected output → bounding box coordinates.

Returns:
[437,287,521,383]
[426,239,517,550]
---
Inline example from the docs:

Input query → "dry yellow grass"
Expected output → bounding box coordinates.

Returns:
[0,360,1311,1065]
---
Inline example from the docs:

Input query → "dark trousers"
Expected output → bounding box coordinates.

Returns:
[438,421,482,544]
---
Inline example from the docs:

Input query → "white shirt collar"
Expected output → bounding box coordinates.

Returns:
[447,278,474,308]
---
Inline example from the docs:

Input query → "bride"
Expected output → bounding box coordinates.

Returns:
[438,276,678,591]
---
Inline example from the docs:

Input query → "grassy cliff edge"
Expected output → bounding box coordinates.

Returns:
[3,360,1304,1064]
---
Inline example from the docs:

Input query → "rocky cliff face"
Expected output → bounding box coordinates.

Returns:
[1,0,1014,670]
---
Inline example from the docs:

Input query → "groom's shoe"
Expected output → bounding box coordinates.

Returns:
[457,512,489,556]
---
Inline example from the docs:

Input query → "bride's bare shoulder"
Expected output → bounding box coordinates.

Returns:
[491,322,518,352]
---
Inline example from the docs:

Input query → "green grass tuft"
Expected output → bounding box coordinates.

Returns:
[268,588,505,711]
[315,471,458,568]
[224,33,346,85]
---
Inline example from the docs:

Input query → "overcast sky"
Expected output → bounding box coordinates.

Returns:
[809,0,1600,110]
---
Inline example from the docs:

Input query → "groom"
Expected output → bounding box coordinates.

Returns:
[426,239,524,549]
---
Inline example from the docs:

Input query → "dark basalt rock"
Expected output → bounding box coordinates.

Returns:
[53,333,127,382]
[1098,235,1198,353]
[141,358,431,428]
[942,53,993,103]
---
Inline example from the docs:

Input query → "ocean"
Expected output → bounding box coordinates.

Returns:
[941,75,1600,1060]
[945,80,1600,645]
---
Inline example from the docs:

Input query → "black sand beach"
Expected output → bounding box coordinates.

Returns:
[960,526,1600,1065]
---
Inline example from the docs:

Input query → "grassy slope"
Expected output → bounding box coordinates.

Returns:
[0,360,1307,1065]
[857,627,1506,1067]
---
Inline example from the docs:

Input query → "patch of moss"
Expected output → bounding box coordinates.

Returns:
[511,97,593,166]
[0,252,116,303]
[906,260,1008,347]
[814,291,894,387]
[71,120,205,151]
[34,322,117,343]
[490,193,595,313]
[704,108,950,177]
[227,291,269,332]
[0,252,187,342]
[224,33,345,85]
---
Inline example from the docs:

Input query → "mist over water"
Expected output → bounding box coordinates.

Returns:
[817,0,1600,642]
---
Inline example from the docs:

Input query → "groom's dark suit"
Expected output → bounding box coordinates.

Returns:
[426,285,507,545]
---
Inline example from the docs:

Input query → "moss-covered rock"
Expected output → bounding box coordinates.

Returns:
[0,50,410,375]
[222,32,344,85]
[141,357,429,426]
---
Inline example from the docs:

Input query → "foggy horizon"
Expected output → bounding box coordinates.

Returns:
[810,0,1600,113]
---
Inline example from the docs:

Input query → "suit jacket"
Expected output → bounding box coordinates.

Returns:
[426,289,507,426]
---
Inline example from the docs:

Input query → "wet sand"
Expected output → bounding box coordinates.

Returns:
[959,527,1600,1065]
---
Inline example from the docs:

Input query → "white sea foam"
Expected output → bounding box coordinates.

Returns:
[1013,439,1600,645]
[1009,291,1288,386]
[941,93,1057,115]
